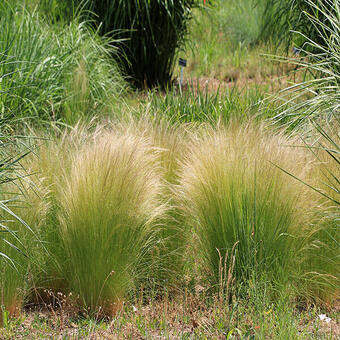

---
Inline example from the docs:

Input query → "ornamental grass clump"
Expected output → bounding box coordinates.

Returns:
[0,120,185,316]
[0,123,98,313]
[259,0,338,51]
[267,0,339,301]
[0,1,126,124]
[272,0,339,127]
[58,131,164,315]
[129,117,191,289]
[67,0,200,88]
[177,122,317,296]
[0,136,34,322]
[282,117,340,302]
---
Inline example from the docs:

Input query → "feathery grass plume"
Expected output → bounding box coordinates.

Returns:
[0,178,46,321]
[0,1,126,125]
[112,113,190,184]
[144,121,189,290]
[308,118,339,302]
[177,121,317,296]
[57,131,163,315]
[4,123,96,306]
[280,117,340,302]
[116,116,192,291]
[267,1,339,301]
[12,119,186,306]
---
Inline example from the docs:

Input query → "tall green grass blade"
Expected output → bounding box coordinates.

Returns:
[61,0,200,88]
[0,1,127,125]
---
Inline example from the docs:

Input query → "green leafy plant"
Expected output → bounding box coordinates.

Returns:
[143,85,265,124]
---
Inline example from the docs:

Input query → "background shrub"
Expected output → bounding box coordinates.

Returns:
[272,0,339,126]
[259,0,338,50]
[214,0,266,47]
[60,0,200,89]
[0,1,126,125]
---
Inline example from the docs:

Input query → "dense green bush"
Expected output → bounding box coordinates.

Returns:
[64,0,200,89]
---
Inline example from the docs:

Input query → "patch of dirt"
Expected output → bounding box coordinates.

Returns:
[1,298,339,339]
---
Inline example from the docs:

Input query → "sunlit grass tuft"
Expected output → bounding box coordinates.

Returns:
[177,122,321,297]
[57,131,164,315]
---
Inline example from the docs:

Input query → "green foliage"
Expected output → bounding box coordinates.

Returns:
[0,131,34,322]
[63,0,200,88]
[259,0,339,50]
[1,124,166,315]
[275,117,340,302]
[304,118,340,300]
[177,123,322,296]
[125,118,190,290]
[269,1,340,300]
[143,85,268,124]
[275,115,340,300]
[0,119,338,318]
[214,0,266,47]
[0,1,126,125]
[272,0,339,125]
[58,132,163,314]
[0,0,338,322]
